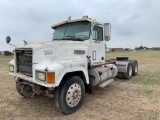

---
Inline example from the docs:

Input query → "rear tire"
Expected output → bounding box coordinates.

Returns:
[122,62,133,80]
[54,76,85,115]
[130,60,138,76]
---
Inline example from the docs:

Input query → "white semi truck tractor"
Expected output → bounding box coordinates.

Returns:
[7,16,138,115]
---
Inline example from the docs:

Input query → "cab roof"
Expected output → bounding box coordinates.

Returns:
[51,17,103,29]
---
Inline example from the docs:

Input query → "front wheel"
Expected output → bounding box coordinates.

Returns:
[54,76,85,115]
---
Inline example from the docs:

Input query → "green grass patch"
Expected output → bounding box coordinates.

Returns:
[0,55,14,71]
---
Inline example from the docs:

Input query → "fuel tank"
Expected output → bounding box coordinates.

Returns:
[89,64,118,86]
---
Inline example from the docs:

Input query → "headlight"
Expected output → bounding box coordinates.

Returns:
[37,72,46,81]
[9,65,14,72]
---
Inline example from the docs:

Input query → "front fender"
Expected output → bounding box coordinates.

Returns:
[34,58,89,87]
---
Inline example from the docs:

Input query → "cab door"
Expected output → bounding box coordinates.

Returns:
[90,25,105,65]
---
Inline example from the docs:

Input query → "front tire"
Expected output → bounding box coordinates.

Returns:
[54,76,85,115]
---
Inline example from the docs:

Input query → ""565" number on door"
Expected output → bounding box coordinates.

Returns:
[44,50,53,55]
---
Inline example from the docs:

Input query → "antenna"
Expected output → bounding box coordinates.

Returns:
[23,40,28,45]
[68,16,71,21]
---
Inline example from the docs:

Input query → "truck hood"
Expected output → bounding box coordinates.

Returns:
[16,40,89,63]
[17,40,88,50]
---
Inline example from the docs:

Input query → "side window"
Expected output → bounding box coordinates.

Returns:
[92,26,103,41]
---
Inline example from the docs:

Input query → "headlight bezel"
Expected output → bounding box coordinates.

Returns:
[36,71,46,81]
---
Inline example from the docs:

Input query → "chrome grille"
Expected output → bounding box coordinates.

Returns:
[16,48,33,76]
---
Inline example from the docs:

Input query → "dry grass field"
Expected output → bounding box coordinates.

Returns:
[0,51,160,120]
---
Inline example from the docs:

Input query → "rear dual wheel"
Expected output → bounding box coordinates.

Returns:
[122,60,138,80]
[122,62,133,80]
[130,60,138,76]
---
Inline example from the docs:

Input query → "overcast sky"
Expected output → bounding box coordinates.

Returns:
[0,0,160,51]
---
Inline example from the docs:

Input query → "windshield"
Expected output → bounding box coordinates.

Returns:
[53,21,91,41]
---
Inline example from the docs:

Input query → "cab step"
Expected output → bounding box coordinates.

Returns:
[99,79,114,88]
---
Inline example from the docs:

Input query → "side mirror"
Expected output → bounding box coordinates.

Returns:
[6,36,11,44]
[104,23,111,41]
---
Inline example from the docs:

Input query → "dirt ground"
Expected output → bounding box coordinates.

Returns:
[0,51,160,120]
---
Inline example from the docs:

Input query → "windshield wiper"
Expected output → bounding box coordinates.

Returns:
[64,35,76,38]
[53,38,62,40]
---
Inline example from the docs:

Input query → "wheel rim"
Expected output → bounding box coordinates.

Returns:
[66,83,81,107]
[135,63,138,73]
[129,65,132,76]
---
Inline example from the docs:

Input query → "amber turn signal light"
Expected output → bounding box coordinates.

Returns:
[47,72,55,83]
